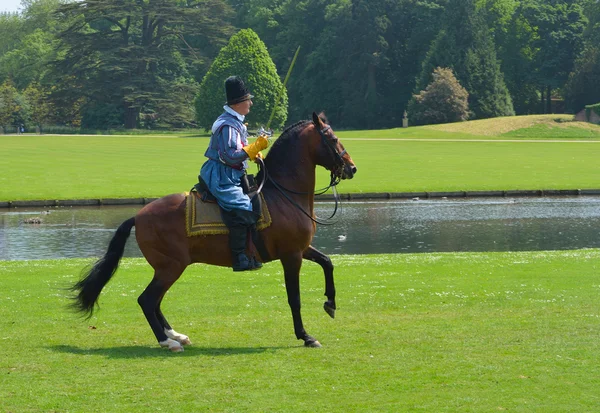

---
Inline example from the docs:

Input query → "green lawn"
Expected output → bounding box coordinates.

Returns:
[2,116,600,411]
[2,118,600,201]
[1,250,599,412]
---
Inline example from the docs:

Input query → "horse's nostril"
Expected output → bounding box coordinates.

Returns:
[351,166,357,174]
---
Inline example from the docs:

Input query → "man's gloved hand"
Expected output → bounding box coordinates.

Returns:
[243,134,269,160]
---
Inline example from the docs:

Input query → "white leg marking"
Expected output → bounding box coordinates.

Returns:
[159,338,184,352]
[164,328,192,346]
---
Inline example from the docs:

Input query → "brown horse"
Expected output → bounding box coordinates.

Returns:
[71,112,357,351]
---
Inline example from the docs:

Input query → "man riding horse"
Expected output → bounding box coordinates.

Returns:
[199,76,269,272]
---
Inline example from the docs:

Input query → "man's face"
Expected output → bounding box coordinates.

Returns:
[232,98,252,116]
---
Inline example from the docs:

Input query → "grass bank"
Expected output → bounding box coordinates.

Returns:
[341,114,600,140]
[1,250,599,411]
[1,115,600,201]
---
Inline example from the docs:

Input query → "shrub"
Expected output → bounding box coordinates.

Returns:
[410,67,469,125]
[195,29,286,130]
[584,102,600,123]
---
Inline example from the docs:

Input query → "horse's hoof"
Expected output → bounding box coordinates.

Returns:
[323,301,336,319]
[170,345,185,353]
[159,338,184,352]
[304,339,322,348]
[165,329,191,346]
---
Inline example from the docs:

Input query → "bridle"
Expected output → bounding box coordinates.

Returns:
[255,123,347,225]
[318,125,347,187]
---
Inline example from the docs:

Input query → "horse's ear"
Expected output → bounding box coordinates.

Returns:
[312,111,322,127]
[318,111,329,124]
[312,111,329,126]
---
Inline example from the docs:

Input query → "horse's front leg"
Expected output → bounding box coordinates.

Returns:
[157,305,192,346]
[303,245,336,319]
[281,252,321,348]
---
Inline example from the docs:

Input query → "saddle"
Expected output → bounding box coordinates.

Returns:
[185,183,272,237]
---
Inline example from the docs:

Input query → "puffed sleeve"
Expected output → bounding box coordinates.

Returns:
[217,125,249,166]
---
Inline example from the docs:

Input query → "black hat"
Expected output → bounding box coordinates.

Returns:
[225,76,253,105]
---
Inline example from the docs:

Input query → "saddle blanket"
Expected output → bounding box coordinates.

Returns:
[185,191,272,237]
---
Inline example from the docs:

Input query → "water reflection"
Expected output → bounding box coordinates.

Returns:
[1,197,600,260]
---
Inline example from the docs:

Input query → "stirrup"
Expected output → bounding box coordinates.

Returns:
[232,253,259,272]
[251,256,263,269]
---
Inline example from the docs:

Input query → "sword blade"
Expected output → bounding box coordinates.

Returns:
[266,46,301,131]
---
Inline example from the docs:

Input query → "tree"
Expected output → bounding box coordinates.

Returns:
[582,0,600,45]
[480,0,543,114]
[493,5,540,114]
[0,29,56,89]
[0,1,69,89]
[388,0,448,123]
[524,0,586,113]
[0,80,20,129]
[414,0,514,119]
[53,0,234,129]
[251,0,340,124]
[409,67,469,125]
[0,12,24,56]
[195,29,287,130]
[564,46,600,112]
[563,0,600,112]
[235,0,448,129]
[23,81,53,129]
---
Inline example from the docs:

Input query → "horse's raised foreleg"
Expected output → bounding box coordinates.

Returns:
[303,245,336,319]
[281,252,321,348]
[138,270,186,352]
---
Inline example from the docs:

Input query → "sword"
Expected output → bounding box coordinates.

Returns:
[263,45,301,135]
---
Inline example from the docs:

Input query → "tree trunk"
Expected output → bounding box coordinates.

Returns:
[540,88,545,113]
[124,105,138,129]
[546,85,552,114]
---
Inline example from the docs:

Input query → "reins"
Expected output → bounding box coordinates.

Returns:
[265,165,341,226]
[254,125,344,226]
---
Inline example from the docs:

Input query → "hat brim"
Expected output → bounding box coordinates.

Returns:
[227,94,254,105]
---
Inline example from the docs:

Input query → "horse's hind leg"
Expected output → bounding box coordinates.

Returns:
[303,246,336,319]
[138,266,186,352]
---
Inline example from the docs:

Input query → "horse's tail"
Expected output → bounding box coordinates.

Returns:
[71,217,136,318]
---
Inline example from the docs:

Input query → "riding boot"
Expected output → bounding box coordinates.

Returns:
[249,224,263,269]
[229,226,256,272]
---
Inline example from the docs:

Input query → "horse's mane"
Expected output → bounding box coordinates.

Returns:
[265,113,328,166]
[267,120,311,158]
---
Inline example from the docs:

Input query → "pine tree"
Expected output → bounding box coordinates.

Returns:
[195,29,287,130]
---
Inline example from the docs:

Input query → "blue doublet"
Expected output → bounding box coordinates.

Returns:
[200,107,252,212]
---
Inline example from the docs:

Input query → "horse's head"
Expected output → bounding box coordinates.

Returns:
[311,112,357,180]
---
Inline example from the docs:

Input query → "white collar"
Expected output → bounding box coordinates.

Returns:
[224,105,245,122]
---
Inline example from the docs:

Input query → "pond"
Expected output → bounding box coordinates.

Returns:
[1,196,600,261]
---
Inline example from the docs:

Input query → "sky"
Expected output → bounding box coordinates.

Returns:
[0,0,23,13]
